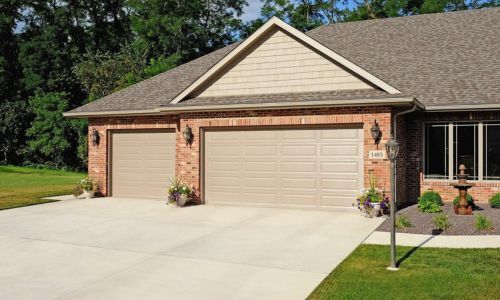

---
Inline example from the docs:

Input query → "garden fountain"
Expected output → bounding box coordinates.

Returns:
[451,164,474,215]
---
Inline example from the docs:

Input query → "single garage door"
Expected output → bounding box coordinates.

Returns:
[111,130,175,199]
[204,127,364,208]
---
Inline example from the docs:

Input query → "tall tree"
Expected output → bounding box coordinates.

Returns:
[316,0,350,23]
[15,1,133,170]
[262,0,323,30]
[74,44,180,102]
[242,0,325,36]
[0,0,22,103]
[26,92,83,169]
[0,1,28,164]
[83,0,132,53]
[0,100,31,164]
[18,1,86,104]
[346,0,499,21]
[74,46,146,102]
[127,0,247,62]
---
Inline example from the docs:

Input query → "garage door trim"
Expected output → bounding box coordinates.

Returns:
[108,128,176,198]
[200,124,364,209]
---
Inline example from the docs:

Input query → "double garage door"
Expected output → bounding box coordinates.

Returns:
[110,127,363,208]
[204,127,364,208]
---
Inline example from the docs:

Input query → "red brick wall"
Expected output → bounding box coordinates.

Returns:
[88,106,395,204]
[421,177,500,203]
[395,112,408,207]
[406,111,500,203]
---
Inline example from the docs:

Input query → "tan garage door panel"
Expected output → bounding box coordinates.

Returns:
[205,128,364,208]
[112,131,175,199]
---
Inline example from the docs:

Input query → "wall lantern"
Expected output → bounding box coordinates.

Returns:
[90,128,100,147]
[182,124,194,146]
[370,120,382,145]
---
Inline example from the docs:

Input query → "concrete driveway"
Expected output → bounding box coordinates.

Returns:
[0,198,382,300]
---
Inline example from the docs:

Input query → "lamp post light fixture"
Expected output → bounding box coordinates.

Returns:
[182,124,194,146]
[370,120,382,146]
[385,134,400,271]
[90,128,100,147]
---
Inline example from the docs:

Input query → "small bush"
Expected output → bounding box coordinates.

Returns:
[489,193,500,208]
[433,214,451,231]
[418,191,443,213]
[453,194,475,208]
[475,214,494,231]
[395,215,413,229]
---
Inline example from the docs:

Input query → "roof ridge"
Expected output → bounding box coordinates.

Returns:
[307,7,499,32]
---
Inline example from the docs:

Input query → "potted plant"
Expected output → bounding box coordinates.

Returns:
[167,177,192,207]
[76,177,98,199]
[354,173,386,217]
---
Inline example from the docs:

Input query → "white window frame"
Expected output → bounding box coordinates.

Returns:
[483,122,500,181]
[423,121,500,182]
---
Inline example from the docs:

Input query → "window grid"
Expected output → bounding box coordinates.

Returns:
[424,121,500,182]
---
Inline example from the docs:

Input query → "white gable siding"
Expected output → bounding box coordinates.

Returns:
[195,29,374,98]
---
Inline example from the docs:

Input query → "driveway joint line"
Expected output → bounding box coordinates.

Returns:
[158,251,330,275]
[52,254,158,300]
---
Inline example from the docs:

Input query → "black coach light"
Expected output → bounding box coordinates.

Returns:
[385,135,400,161]
[183,124,194,146]
[90,128,100,147]
[370,120,382,145]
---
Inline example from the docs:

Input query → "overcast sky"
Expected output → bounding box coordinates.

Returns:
[241,0,264,22]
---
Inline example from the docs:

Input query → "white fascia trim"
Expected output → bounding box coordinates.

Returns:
[425,103,500,111]
[158,97,416,112]
[63,108,161,118]
[169,17,401,105]
[64,97,416,118]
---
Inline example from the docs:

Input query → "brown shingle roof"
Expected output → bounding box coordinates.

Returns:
[307,8,500,107]
[68,8,499,114]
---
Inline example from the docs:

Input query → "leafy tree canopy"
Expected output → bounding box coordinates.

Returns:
[127,0,247,62]
[26,92,83,169]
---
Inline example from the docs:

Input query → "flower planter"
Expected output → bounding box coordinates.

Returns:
[371,202,381,217]
[177,194,189,207]
[82,190,94,199]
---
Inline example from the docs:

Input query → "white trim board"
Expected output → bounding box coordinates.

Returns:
[65,97,416,118]
[169,17,401,104]
[426,103,500,111]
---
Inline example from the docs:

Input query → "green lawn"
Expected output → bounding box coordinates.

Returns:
[309,245,500,300]
[0,165,85,210]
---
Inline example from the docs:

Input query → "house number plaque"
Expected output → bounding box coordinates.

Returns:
[369,150,386,160]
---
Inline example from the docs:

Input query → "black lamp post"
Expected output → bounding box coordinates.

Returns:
[385,134,399,271]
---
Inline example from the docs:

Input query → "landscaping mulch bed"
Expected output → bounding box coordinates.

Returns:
[377,203,499,235]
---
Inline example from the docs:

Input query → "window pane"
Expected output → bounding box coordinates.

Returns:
[425,124,448,178]
[454,123,478,180]
[484,123,500,180]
